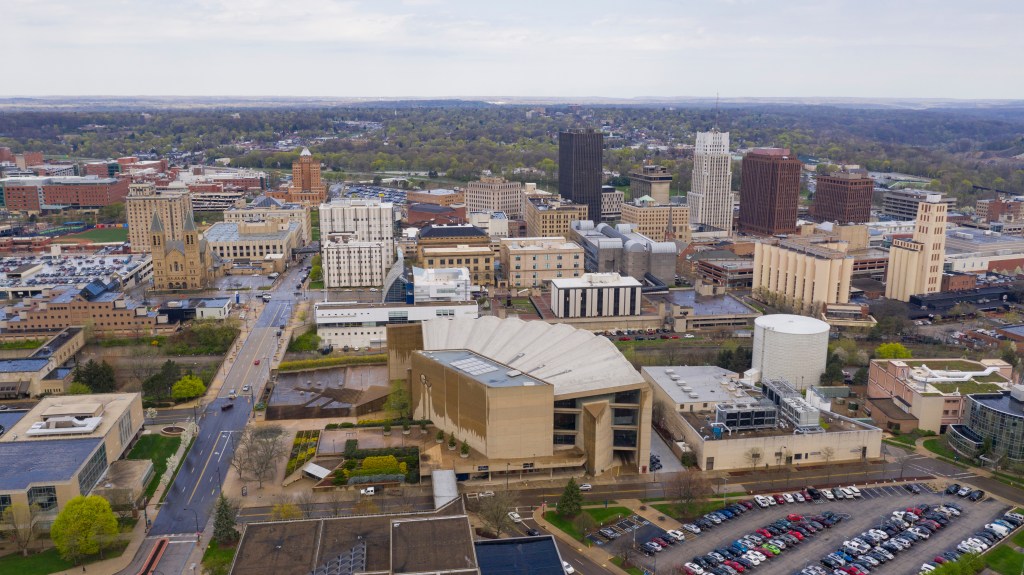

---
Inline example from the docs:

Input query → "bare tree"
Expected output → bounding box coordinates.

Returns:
[821,447,835,483]
[325,490,349,517]
[294,490,318,519]
[353,498,380,515]
[743,448,763,470]
[668,469,712,518]
[231,425,288,488]
[478,491,519,537]
[1,503,39,556]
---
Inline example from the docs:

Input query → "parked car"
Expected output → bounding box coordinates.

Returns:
[507,511,522,523]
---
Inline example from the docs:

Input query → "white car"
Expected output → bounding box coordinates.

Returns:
[666,529,687,542]
[683,523,701,534]
[743,553,760,566]
[794,492,805,502]
[847,486,862,497]
[823,489,835,500]
[920,564,936,573]
[579,483,593,491]
[508,511,522,523]
[783,493,795,503]
[686,563,705,574]
[562,561,575,574]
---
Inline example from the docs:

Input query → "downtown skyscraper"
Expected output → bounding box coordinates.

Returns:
[558,129,604,221]
[688,130,734,234]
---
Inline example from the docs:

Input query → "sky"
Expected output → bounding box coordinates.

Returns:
[3,0,1021,99]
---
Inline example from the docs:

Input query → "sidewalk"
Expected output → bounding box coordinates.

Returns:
[532,505,632,575]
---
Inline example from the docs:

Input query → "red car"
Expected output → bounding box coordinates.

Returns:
[907,507,923,515]
[934,557,947,565]
[670,335,679,339]
[739,500,755,509]
[758,546,776,557]
[788,530,804,540]
[254,359,261,365]
[801,489,811,500]
[619,336,631,341]
[757,528,772,538]
[726,561,744,573]
[773,494,785,504]
[787,514,803,521]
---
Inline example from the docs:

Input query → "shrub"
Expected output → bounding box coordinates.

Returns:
[278,354,387,372]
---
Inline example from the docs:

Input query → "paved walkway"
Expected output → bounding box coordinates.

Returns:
[533,505,632,575]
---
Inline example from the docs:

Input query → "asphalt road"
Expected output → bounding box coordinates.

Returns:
[144,259,309,575]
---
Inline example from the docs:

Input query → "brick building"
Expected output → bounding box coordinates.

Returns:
[738,148,801,235]
[0,176,129,212]
[812,168,873,223]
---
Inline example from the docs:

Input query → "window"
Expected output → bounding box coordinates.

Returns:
[118,412,134,448]
[28,486,57,512]
[0,494,10,516]
[78,444,109,494]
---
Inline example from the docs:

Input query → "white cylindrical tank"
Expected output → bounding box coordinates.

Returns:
[752,314,830,391]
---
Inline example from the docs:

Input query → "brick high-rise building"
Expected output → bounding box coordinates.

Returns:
[689,130,734,234]
[558,129,604,221]
[812,168,873,224]
[738,148,801,235]
[273,148,326,205]
[125,182,192,253]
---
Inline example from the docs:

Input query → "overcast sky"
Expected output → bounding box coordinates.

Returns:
[3,0,1020,99]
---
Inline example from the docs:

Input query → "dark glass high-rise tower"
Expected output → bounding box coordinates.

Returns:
[738,148,802,235]
[558,129,604,221]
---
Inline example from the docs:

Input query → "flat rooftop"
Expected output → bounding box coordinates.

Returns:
[0,437,101,490]
[0,254,149,291]
[204,221,299,243]
[0,392,138,443]
[643,366,746,405]
[424,350,551,389]
[945,227,1024,254]
[970,391,1024,418]
[681,409,867,438]
[658,290,758,316]
[550,273,641,289]
[475,536,566,575]
[391,515,477,574]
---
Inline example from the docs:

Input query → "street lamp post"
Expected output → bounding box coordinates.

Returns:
[184,508,200,541]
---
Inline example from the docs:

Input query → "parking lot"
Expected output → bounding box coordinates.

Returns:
[611,484,1010,575]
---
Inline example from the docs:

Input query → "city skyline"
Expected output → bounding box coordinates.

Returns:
[3,0,1022,99]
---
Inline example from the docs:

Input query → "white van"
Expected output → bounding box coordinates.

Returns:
[846,485,862,497]
[985,523,1009,537]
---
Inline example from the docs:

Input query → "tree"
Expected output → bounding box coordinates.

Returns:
[230,425,287,488]
[171,375,207,401]
[478,490,518,537]
[212,494,239,545]
[874,342,912,359]
[143,360,181,400]
[270,503,301,521]
[821,447,836,482]
[294,490,317,519]
[556,478,583,518]
[66,382,92,395]
[572,512,597,537]
[325,491,349,518]
[1,502,40,556]
[999,343,1019,370]
[743,448,763,469]
[353,499,380,515]
[383,379,410,419]
[668,469,712,518]
[51,495,119,564]
[852,366,869,386]
[820,353,846,385]
[73,359,117,393]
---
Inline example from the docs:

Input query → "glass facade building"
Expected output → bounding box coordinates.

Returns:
[949,391,1024,464]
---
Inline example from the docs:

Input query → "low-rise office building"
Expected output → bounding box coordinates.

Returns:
[468,211,509,239]
[315,300,478,349]
[412,267,474,302]
[866,358,1013,433]
[524,197,589,238]
[465,177,526,218]
[205,220,302,272]
[550,273,642,318]
[421,245,495,286]
[225,196,311,246]
[407,188,465,207]
[0,393,145,527]
[498,237,584,288]
[397,316,653,475]
[752,237,854,314]
[882,188,956,221]
[947,386,1024,466]
[570,220,677,286]
[321,235,394,287]
[620,197,691,242]
[0,328,84,398]
[1,281,166,337]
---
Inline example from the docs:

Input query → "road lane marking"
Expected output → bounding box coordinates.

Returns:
[187,432,231,503]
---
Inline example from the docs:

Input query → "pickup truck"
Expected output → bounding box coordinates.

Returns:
[359,487,376,496]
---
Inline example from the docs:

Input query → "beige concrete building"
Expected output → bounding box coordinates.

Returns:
[620,198,692,242]
[0,393,145,527]
[866,358,1012,434]
[319,198,395,242]
[0,328,84,398]
[601,188,625,221]
[550,273,642,318]
[629,164,673,205]
[422,245,495,286]
[752,237,854,314]
[204,219,301,273]
[225,196,311,246]
[402,317,652,475]
[125,182,192,253]
[885,197,948,302]
[321,236,393,287]
[498,237,584,288]
[465,177,526,218]
[689,130,734,234]
[408,188,465,207]
[523,197,589,238]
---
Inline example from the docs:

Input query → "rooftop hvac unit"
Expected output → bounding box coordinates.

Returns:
[670,375,681,381]
[682,386,693,392]
[665,368,675,374]
[689,393,700,399]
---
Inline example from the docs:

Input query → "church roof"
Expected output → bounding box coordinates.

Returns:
[150,212,164,233]
[183,210,197,232]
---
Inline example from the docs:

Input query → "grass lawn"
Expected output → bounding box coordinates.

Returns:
[0,339,43,350]
[544,511,584,540]
[1014,528,1024,547]
[203,542,238,575]
[542,507,632,541]
[585,506,633,525]
[55,227,129,243]
[128,434,182,498]
[0,543,128,575]
[922,438,958,460]
[985,546,1024,575]
[885,434,919,446]
[308,280,324,289]
[610,556,644,575]
[287,327,320,352]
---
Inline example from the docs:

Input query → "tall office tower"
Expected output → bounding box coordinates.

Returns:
[885,196,948,302]
[738,148,802,235]
[558,129,604,221]
[811,167,873,223]
[285,148,327,205]
[629,164,673,205]
[689,131,734,234]
[125,182,192,253]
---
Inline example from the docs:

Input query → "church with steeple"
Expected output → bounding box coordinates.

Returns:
[150,210,217,290]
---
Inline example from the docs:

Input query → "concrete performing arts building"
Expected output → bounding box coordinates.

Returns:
[391,317,653,477]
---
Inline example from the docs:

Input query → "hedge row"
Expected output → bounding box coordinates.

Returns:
[278,354,387,372]
[325,418,431,430]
